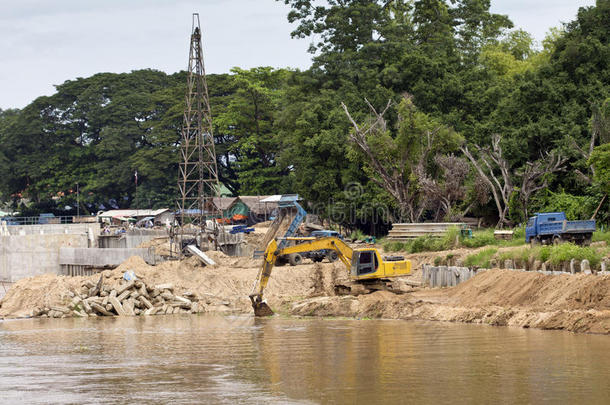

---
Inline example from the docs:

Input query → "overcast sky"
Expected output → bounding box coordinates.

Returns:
[0,0,596,109]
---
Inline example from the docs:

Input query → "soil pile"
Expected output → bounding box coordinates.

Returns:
[290,269,610,334]
[137,237,172,256]
[448,269,610,311]
[3,251,610,335]
[0,255,344,319]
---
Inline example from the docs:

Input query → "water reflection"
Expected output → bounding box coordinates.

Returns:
[0,316,609,404]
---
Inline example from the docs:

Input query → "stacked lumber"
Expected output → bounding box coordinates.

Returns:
[387,222,465,240]
[32,275,203,318]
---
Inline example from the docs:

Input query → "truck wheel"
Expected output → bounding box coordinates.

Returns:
[327,251,339,262]
[552,235,562,245]
[530,238,539,248]
[288,254,303,266]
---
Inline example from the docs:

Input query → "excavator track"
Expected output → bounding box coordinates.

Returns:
[333,279,410,296]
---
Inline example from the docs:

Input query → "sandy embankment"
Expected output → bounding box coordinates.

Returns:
[1,250,609,335]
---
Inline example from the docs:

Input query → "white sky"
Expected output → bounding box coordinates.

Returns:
[0,0,597,109]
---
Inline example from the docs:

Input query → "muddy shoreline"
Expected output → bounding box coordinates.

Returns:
[1,253,609,335]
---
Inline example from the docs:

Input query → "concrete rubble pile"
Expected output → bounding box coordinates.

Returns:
[32,274,203,318]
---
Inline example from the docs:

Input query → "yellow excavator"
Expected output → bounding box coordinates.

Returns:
[249,236,412,316]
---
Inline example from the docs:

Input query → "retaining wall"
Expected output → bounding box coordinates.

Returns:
[0,233,89,282]
[422,259,610,289]
[99,229,168,249]
[421,265,481,288]
[59,247,155,267]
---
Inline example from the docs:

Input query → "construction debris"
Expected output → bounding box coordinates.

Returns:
[32,274,203,318]
[186,245,216,266]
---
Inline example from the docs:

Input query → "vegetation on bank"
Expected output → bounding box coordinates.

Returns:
[461,243,607,269]
[0,1,608,232]
[381,226,526,253]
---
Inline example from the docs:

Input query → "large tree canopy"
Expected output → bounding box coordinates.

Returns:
[0,0,608,228]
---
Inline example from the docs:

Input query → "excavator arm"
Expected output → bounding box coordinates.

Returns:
[249,237,353,316]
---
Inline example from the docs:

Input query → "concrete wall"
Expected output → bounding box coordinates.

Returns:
[99,229,167,249]
[5,223,100,247]
[124,229,167,248]
[421,265,481,288]
[59,248,155,267]
[0,233,89,282]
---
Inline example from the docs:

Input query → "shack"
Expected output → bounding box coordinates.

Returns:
[97,209,174,226]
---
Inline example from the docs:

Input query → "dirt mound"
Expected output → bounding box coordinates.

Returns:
[137,237,171,256]
[253,221,272,228]
[0,274,83,318]
[448,269,610,311]
[289,269,610,334]
[4,251,610,335]
[0,255,342,319]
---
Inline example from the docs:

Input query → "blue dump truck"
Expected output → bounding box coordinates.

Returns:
[525,212,595,246]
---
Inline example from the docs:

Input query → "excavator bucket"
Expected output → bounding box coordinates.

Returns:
[249,295,274,317]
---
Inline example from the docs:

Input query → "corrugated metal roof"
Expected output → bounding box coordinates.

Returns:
[98,208,170,218]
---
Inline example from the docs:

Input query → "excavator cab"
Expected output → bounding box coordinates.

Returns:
[351,250,379,276]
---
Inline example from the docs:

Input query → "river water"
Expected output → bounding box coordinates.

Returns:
[0,315,608,404]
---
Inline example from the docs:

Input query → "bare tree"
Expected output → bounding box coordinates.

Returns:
[573,101,610,183]
[461,134,566,227]
[518,152,567,218]
[461,134,513,227]
[419,154,471,221]
[341,96,446,222]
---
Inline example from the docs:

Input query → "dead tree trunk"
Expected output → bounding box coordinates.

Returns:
[462,135,567,226]
[461,134,512,227]
[341,97,439,222]
[519,152,567,218]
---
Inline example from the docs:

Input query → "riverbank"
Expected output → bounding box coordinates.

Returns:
[289,270,610,334]
[1,252,609,334]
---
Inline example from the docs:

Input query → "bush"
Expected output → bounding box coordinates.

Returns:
[440,226,461,249]
[547,243,602,268]
[593,230,610,244]
[497,248,531,267]
[409,236,445,253]
[350,229,366,241]
[512,225,525,241]
[461,229,497,248]
[381,240,406,252]
[464,248,498,268]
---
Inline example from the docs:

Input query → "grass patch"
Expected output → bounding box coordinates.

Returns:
[460,228,497,248]
[381,226,528,254]
[470,244,603,269]
[464,248,498,268]
[547,243,602,268]
[593,229,610,244]
[350,229,367,241]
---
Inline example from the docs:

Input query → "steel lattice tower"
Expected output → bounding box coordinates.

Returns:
[175,13,220,253]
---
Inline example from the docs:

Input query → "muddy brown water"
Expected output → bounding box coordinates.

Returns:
[1,315,609,404]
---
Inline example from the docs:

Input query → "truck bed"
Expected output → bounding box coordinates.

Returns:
[538,220,595,235]
[563,220,596,233]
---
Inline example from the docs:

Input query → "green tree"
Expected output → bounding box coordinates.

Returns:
[215,67,291,195]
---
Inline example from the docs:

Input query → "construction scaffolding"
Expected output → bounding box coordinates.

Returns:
[173,13,220,255]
